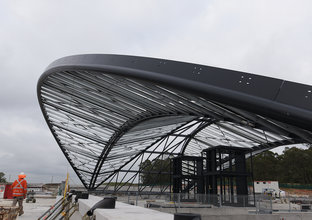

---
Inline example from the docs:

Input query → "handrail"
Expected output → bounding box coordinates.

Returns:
[38,193,77,220]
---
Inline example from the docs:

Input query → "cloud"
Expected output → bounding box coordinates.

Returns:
[0,0,311,184]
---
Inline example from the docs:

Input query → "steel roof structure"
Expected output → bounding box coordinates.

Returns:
[37,54,312,190]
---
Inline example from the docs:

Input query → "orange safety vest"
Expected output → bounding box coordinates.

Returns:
[11,178,27,197]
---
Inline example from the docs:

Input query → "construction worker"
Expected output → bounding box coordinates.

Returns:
[11,172,27,216]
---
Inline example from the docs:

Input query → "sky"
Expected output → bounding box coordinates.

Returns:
[0,0,311,184]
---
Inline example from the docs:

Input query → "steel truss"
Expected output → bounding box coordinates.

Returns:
[37,54,312,191]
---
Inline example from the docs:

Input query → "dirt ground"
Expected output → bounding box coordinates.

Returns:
[281,188,312,196]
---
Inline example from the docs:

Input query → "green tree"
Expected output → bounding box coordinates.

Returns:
[252,151,279,181]
[277,147,312,184]
[0,172,7,183]
[139,158,171,185]
[251,147,312,184]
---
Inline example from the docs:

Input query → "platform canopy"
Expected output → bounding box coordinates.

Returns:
[37,54,312,190]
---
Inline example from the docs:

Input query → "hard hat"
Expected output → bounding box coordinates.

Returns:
[18,172,26,179]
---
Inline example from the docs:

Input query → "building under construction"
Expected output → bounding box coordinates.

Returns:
[37,54,312,206]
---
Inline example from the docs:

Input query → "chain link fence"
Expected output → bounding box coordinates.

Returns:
[256,194,312,213]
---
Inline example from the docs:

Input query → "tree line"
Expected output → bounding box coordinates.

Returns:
[139,158,171,185]
[252,146,312,184]
[140,146,312,185]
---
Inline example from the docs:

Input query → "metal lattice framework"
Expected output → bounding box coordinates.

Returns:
[37,54,312,190]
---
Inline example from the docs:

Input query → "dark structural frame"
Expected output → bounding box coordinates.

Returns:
[172,145,254,206]
[37,54,312,197]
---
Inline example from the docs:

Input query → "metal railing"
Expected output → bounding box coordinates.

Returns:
[93,192,255,208]
[37,193,77,220]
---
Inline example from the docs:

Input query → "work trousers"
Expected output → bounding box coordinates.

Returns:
[12,196,24,215]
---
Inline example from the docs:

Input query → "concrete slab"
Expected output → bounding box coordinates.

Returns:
[77,195,173,220]
[0,198,56,220]
[74,195,312,220]
[95,202,174,220]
